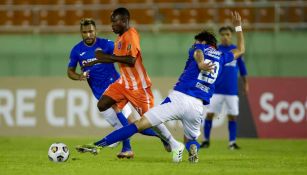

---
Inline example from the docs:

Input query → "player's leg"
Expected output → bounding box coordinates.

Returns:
[112,103,135,158]
[128,88,181,152]
[201,112,214,148]
[181,94,204,163]
[201,94,223,148]
[225,95,240,150]
[80,92,185,162]
[99,82,134,158]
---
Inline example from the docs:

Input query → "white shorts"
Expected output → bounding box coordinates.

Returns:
[144,90,204,140]
[207,94,239,116]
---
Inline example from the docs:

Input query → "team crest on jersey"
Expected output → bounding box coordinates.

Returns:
[117,42,122,50]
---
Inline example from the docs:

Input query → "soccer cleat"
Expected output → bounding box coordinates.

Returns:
[228,143,240,150]
[188,144,199,163]
[172,142,184,163]
[160,139,172,152]
[200,141,210,148]
[75,144,102,155]
[117,150,134,159]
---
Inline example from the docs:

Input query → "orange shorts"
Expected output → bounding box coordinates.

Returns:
[103,82,154,116]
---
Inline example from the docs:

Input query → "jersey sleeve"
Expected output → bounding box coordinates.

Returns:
[237,57,248,76]
[222,51,235,65]
[68,47,78,68]
[121,33,140,57]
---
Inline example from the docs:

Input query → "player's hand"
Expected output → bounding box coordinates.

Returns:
[79,71,89,81]
[200,61,215,74]
[231,11,242,27]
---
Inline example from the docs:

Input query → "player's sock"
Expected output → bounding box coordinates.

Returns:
[102,108,123,129]
[140,128,158,137]
[101,108,131,151]
[116,112,132,151]
[154,124,181,150]
[204,119,213,141]
[228,120,237,143]
[94,123,138,147]
[116,112,129,126]
[185,140,200,152]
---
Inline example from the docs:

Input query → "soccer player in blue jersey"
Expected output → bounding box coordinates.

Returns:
[200,26,248,150]
[75,12,245,163]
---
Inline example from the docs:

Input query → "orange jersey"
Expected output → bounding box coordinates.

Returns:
[113,27,152,90]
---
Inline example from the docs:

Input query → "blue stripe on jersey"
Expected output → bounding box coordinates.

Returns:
[214,44,247,95]
[174,44,234,104]
[68,37,119,100]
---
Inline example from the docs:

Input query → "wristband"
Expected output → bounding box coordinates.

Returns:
[235,26,242,32]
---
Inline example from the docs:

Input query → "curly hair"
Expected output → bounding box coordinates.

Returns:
[194,30,217,48]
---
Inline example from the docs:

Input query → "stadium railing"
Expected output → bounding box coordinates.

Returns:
[0,0,306,33]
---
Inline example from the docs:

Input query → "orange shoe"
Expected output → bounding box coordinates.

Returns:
[117,150,134,159]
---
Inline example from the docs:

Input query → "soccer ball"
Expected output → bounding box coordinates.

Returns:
[48,143,70,162]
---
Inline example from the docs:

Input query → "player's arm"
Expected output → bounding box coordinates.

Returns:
[230,11,245,60]
[193,49,215,73]
[67,47,88,81]
[238,58,249,94]
[95,50,136,66]
[67,67,87,81]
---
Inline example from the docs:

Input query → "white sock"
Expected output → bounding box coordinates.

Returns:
[101,108,122,129]
[155,124,181,150]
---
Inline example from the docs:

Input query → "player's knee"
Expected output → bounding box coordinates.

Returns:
[134,116,152,132]
[228,115,237,121]
[97,101,108,112]
[206,113,214,120]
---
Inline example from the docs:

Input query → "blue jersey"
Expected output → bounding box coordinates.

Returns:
[68,37,119,100]
[214,44,247,95]
[174,44,234,104]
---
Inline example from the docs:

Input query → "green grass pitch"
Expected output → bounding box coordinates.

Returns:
[1,136,307,175]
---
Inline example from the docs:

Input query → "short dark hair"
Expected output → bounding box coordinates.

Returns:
[194,30,217,48]
[112,7,130,20]
[219,26,234,33]
[80,18,96,29]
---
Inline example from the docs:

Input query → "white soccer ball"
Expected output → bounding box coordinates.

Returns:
[48,143,70,162]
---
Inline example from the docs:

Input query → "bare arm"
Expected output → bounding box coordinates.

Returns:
[67,67,87,81]
[193,49,215,73]
[241,76,249,95]
[95,50,136,66]
[231,11,245,60]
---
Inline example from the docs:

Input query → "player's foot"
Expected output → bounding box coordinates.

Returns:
[200,140,210,148]
[188,144,199,163]
[228,143,240,150]
[160,139,172,152]
[117,150,134,159]
[172,142,184,163]
[75,143,102,155]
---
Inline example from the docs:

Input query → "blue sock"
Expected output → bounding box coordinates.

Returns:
[94,124,138,147]
[185,140,200,152]
[228,121,237,142]
[140,128,158,137]
[204,119,212,141]
[117,112,157,137]
[116,112,132,151]
[117,112,129,126]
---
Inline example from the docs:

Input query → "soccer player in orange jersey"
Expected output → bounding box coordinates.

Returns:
[79,7,183,158]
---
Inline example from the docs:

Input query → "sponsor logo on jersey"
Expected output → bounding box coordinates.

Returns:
[80,52,86,56]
